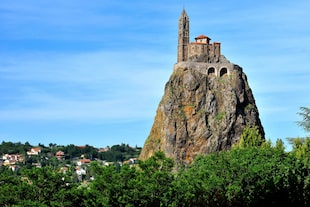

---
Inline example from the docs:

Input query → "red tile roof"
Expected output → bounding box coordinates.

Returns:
[80,159,91,163]
[56,151,65,156]
[195,34,210,40]
[32,147,41,152]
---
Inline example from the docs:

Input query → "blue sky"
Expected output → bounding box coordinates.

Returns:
[0,0,309,149]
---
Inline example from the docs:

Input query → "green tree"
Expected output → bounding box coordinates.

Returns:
[18,166,80,206]
[86,152,174,207]
[138,151,175,206]
[274,138,285,152]
[297,106,310,133]
[172,144,308,207]
[289,106,310,165]
[288,138,310,158]
[235,126,264,149]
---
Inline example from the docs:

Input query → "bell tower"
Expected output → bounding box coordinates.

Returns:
[177,9,189,62]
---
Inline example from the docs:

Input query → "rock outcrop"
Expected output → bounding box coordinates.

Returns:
[139,57,264,165]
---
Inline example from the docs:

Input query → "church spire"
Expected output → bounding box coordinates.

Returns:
[177,9,190,62]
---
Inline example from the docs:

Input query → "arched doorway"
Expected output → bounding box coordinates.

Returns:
[220,67,228,77]
[207,67,215,76]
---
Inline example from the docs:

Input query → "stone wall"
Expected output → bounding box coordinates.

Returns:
[175,55,237,77]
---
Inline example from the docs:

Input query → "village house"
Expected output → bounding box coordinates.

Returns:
[98,146,110,153]
[2,154,24,164]
[55,150,65,160]
[124,158,138,166]
[8,165,21,171]
[75,166,86,176]
[75,166,87,182]
[26,147,41,156]
[77,159,91,166]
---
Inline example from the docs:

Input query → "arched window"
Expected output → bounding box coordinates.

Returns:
[207,67,215,76]
[220,67,227,77]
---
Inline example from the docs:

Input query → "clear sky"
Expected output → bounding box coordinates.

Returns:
[1,0,309,149]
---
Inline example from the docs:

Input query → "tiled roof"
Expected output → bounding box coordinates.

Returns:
[195,34,210,40]
[80,159,91,163]
[56,151,65,156]
[32,147,41,152]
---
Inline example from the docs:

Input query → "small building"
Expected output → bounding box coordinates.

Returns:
[75,167,86,176]
[124,158,138,166]
[9,165,21,171]
[98,146,110,153]
[2,154,24,163]
[27,147,41,156]
[77,159,91,166]
[4,160,12,166]
[55,151,65,160]
[75,166,87,182]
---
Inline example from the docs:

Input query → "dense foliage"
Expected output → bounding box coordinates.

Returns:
[0,141,32,154]
[1,137,309,206]
[1,108,309,206]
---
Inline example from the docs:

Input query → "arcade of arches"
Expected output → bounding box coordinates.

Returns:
[207,67,228,77]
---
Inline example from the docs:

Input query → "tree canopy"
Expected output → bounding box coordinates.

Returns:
[297,106,310,133]
[1,140,309,207]
[1,108,310,206]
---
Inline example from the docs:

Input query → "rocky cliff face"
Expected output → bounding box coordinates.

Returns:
[139,57,264,164]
